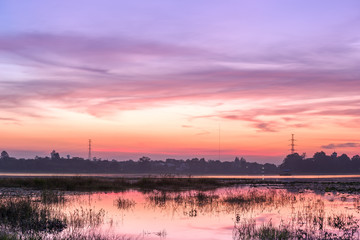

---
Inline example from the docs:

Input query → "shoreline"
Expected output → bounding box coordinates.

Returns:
[1,172,360,178]
[0,175,360,193]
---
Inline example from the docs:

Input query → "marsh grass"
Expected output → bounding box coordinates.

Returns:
[55,232,134,240]
[223,189,297,215]
[1,178,360,239]
[146,189,298,217]
[115,197,136,210]
[147,192,172,208]
[0,232,17,240]
[327,214,359,238]
[224,189,295,205]
[144,188,360,239]
[135,177,224,191]
[0,176,241,193]
[67,207,105,229]
[1,176,360,194]
[154,229,167,237]
[195,192,219,205]
[40,191,66,205]
[0,195,109,239]
[0,230,137,240]
[233,220,292,240]
[233,209,360,239]
[0,197,66,233]
[147,191,220,206]
[0,177,130,192]
[146,190,221,218]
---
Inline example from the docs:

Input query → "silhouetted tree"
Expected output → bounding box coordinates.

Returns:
[352,155,360,170]
[313,151,327,161]
[50,150,60,160]
[280,153,304,171]
[0,151,9,159]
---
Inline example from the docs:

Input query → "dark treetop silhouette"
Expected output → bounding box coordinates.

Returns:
[0,150,359,174]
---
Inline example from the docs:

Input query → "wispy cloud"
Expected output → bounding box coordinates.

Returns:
[1,33,360,133]
[321,143,360,149]
[0,33,207,75]
[0,117,20,125]
[254,122,277,132]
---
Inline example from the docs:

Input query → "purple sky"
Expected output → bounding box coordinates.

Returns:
[1,1,360,163]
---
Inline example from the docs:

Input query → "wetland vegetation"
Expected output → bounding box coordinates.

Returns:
[1,176,360,193]
[0,176,359,239]
[0,176,232,192]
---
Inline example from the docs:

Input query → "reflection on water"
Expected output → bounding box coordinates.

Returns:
[1,187,360,239]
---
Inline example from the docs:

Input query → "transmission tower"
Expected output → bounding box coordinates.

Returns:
[88,139,92,160]
[290,134,296,154]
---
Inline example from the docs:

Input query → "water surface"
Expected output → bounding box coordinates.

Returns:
[46,186,360,239]
[1,172,360,180]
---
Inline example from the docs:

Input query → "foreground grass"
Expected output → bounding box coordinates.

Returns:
[0,232,17,240]
[0,197,66,233]
[0,179,359,239]
[0,231,134,240]
[0,196,125,240]
[233,216,360,240]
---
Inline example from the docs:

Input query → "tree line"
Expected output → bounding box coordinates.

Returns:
[0,150,359,174]
[280,151,360,174]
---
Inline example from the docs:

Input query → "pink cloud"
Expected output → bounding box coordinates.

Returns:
[1,33,360,133]
[322,142,360,149]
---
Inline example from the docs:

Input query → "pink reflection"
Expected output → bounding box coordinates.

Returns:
[55,187,360,239]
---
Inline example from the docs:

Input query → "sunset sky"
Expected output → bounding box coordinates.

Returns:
[1,1,360,163]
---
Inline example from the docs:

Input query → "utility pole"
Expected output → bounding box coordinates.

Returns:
[88,139,92,160]
[290,134,296,154]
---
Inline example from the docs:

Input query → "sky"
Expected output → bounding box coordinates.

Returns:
[0,0,360,163]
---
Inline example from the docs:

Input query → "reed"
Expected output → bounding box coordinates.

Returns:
[41,191,66,205]
[0,197,66,233]
[115,197,136,210]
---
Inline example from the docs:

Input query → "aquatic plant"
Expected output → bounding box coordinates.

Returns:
[195,192,219,206]
[41,191,66,205]
[0,177,237,192]
[115,197,136,210]
[1,176,360,194]
[51,230,135,240]
[0,177,130,192]
[0,230,137,240]
[147,192,172,208]
[67,207,105,229]
[233,212,360,239]
[0,232,18,240]
[223,189,297,215]
[0,197,66,233]
[327,214,359,238]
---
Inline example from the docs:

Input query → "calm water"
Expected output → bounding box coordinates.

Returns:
[1,172,360,180]
[28,186,360,239]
